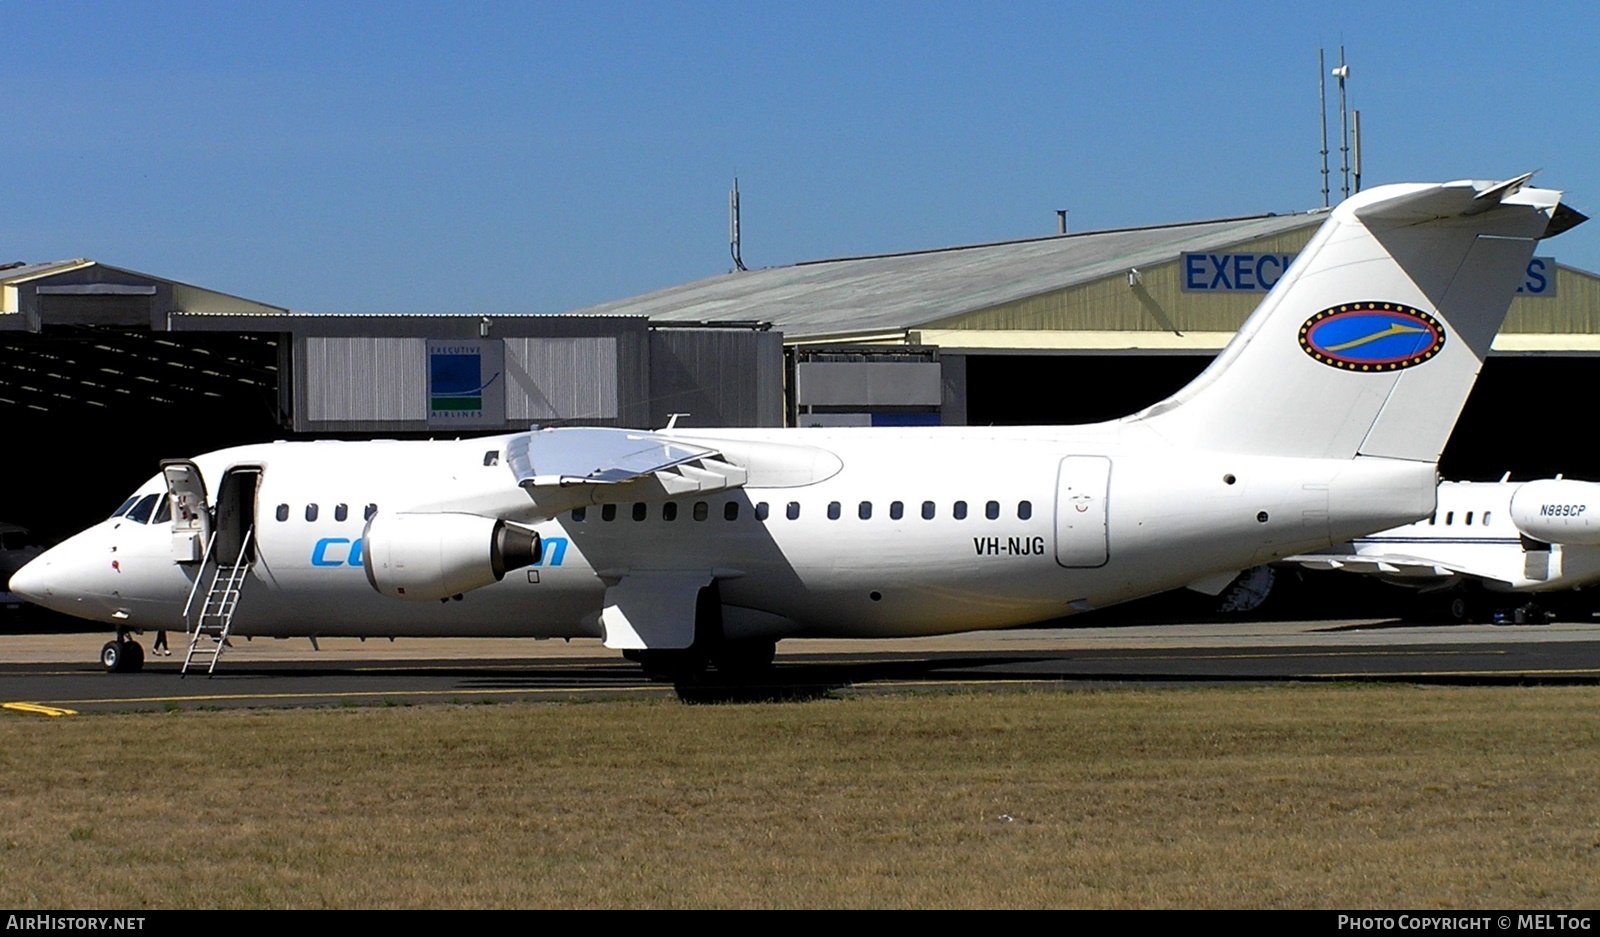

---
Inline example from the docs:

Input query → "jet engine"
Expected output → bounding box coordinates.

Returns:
[1508,479,1600,545]
[362,512,541,601]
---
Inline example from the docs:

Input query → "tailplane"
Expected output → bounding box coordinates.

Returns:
[1139,176,1580,461]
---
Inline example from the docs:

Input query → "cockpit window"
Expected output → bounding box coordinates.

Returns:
[152,495,173,525]
[111,496,139,519]
[124,494,161,524]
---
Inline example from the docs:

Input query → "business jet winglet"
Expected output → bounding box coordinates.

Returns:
[9,177,1584,678]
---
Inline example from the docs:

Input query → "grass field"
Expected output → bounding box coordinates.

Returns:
[2,683,1597,909]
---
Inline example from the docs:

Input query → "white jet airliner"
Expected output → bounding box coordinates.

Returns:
[1289,476,1600,623]
[9,176,1583,676]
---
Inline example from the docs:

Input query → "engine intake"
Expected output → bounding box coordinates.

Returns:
[362,512,541,601]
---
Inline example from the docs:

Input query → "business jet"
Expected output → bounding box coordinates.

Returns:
[9,176,1583,677]
[1289,476,1600,623]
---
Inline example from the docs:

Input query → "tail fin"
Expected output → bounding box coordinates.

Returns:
[1138,176,1575,461]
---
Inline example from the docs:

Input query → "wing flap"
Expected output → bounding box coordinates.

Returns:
[506,427,748,518]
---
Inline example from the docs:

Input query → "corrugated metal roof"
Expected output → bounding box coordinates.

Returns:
[0,260,93,283]
[567,211,1326,338]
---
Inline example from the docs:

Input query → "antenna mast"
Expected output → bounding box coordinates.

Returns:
[1334,46,1351,200]
[1318,48,1330,208]
[729,177,747,272]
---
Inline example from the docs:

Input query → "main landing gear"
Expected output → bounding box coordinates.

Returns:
[101,630,146,673]
[625,638,779,683]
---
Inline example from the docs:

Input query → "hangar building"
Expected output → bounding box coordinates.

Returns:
[571,207,1599,484]
[4,204,1597,546]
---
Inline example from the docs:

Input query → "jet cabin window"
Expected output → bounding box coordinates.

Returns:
[335,504,349,522]
[306,504,319,522]
[1018,501,1032,520]
[953,501,968,520]
[276,504,290,522]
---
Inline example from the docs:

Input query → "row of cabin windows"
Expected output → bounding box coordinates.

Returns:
[274,503,379,523]
[112,495,384,526]
[572,500,1035,523]
[1428,510,1492,526]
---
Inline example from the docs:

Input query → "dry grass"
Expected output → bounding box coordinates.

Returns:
[2,684,1598,908]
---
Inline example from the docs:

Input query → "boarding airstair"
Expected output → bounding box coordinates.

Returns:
[181,527,253,676]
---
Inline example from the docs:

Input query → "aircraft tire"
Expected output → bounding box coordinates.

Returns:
[101,640,145,674]
[710,639,777,676]
[631,649,708,683]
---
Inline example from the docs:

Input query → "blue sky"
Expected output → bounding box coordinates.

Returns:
[4,1,1595,313]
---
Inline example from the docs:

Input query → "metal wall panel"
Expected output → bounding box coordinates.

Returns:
[504,336,619,422]
[648,329,784,428]
[796,361,943,407]
[303,336,428,422]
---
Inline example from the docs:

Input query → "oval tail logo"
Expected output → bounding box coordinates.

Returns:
[1299,302,1445,371]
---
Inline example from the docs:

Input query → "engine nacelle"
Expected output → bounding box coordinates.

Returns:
[1508,479,1600,545]
[362,512,541,601]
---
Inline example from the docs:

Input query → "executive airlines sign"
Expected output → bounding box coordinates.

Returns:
[1182,253,1558,297]
[426,340,505,428]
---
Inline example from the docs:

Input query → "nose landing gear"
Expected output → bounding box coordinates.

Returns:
[100,631,146,673]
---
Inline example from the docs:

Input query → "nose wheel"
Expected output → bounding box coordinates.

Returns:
[100,638,145,673]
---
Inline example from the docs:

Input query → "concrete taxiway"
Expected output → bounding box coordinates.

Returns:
[4,617,1600,714]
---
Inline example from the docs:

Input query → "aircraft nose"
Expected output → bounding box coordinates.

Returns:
[9,550,57,603]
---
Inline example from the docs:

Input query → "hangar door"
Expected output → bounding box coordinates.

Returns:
[1055,456,1110,568]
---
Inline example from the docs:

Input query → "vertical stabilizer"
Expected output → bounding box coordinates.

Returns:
[1139,177,1568,462]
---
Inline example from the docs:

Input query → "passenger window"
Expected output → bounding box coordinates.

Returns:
[571,507,587,522]
[858,501,872,520]
[153,496,172,525]
[786,502,800,520]
[1465,511,1474,526]
[985,501,1000,520]
[953,501,968,520]
[365,504,378,520]
[125,494,160,524]
[922,501,935,520]
[756,502,769,521]
[663,502,678,521]
[1445,512,1454,525]
[1428,512,1436,525]
[890,501,904,520]
[601,504,617,522]
[335,503,349,522]
[1018,501,1032,520]
[1483,511,1492,526]
[827,502,841,520]
[276,503,290,522]
[724,502,739,521]
[632,502,647,522]
[306,504,319,522]
[693,501,709,521]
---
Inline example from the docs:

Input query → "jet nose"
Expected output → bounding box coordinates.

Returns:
[9,551,55,603]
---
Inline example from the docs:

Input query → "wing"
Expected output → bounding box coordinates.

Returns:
[505,427,748,518]
[1286,544,1517,588]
